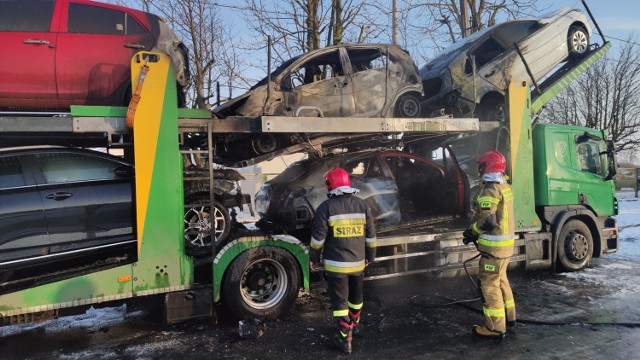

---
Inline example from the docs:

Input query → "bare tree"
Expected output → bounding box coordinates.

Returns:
[541,38,640,154]
[380,0,544,63]
[242,0,368,64]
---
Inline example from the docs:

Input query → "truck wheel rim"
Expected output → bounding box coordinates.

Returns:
[568,232,589,261]
[240,259,287,309]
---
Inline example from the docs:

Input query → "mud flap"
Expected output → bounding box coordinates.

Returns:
[164,288,213,324]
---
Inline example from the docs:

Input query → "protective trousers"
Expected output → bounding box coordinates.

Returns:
[325,272,364,333]
[478,256,516,332]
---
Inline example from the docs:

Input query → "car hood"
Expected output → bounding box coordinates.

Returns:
[212,89,258,117]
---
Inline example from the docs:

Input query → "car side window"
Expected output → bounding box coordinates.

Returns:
[471,38,505,69]
[0,0,55,32]
[0,156,26,189]
[347,48,388,73]
[33,153,123,184]
[126,15,147,35]
[68,3,126,35]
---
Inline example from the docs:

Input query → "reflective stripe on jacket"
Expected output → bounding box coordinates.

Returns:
[310,194,376,274]
[469,182,515,258]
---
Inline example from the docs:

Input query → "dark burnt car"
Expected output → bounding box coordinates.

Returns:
[419,8,591,121]
[254,147,468,239]
[0,146,136,294]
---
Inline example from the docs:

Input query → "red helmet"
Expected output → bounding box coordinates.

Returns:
[478,150,506,175]
[325,167,351,191]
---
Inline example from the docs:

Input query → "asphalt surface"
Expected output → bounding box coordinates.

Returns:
[2,251,640,360]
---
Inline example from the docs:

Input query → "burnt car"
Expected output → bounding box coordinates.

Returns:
[0,0,190,110]
[213,44,423,167]
[214,43,422,119]
[419,8,591,121]
[254,147,468,239]
[182,155,253,250]
[0,146,136,294]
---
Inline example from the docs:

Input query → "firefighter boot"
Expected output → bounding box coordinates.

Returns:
[331,319,353,354]
[349,309,362,337]
[472,325,505,339]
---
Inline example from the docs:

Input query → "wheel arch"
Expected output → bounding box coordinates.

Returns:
[385,89,423,117]
[569,21,590,37]
[546,206,600,266]
[212,235,310,303]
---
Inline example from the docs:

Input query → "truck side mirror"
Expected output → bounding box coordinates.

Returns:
[605,140,616,180]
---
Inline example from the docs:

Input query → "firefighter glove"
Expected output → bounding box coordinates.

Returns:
[462,228,477,245]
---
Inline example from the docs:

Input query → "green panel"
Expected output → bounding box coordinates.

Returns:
[507,83,542,232]
[531,42,612,115]
[0,266,134,314]
[132,55,193,291]
[212,236,310,302]
[70,105,127,117]
[178,108,212,119]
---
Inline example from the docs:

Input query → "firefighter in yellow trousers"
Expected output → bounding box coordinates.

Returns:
[463,150,516,339]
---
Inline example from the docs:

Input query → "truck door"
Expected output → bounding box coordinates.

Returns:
[0,0,58,108]
[574,137,616,216]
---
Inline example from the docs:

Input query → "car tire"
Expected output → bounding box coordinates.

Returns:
[568,26,589,59]
[184,199,230,248]
[475,95,505,122]
[223,246,301,320]
[556,219,593,272]
[394,93,422,118]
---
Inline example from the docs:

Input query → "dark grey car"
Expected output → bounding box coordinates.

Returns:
[0,146,136,294]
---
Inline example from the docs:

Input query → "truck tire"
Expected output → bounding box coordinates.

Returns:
[556,219,593,271]
[223,246,301,320]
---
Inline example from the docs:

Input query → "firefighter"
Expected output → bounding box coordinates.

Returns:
[309,167,376,354]
[463,150,516,339]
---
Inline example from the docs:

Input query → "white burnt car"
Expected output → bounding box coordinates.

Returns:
[213,44,424,167]
[419,8,591,121]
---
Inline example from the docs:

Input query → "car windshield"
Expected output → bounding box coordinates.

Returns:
[250,55,301,90]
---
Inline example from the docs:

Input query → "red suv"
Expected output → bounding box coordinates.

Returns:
[0,0,190,110]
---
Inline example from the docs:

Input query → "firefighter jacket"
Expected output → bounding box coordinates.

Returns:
[469,180,515,259]
[309,194,376,274]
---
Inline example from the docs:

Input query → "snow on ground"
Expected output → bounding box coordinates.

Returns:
[2,192,640,338]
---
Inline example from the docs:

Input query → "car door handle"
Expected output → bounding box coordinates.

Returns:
[23,39,50,45]
[125,43,146,49]
[45,192,73,201]
[484,70,496,78]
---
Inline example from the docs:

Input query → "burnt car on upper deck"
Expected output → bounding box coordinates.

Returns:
[212,44,424,167]
[419,8,591,121]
